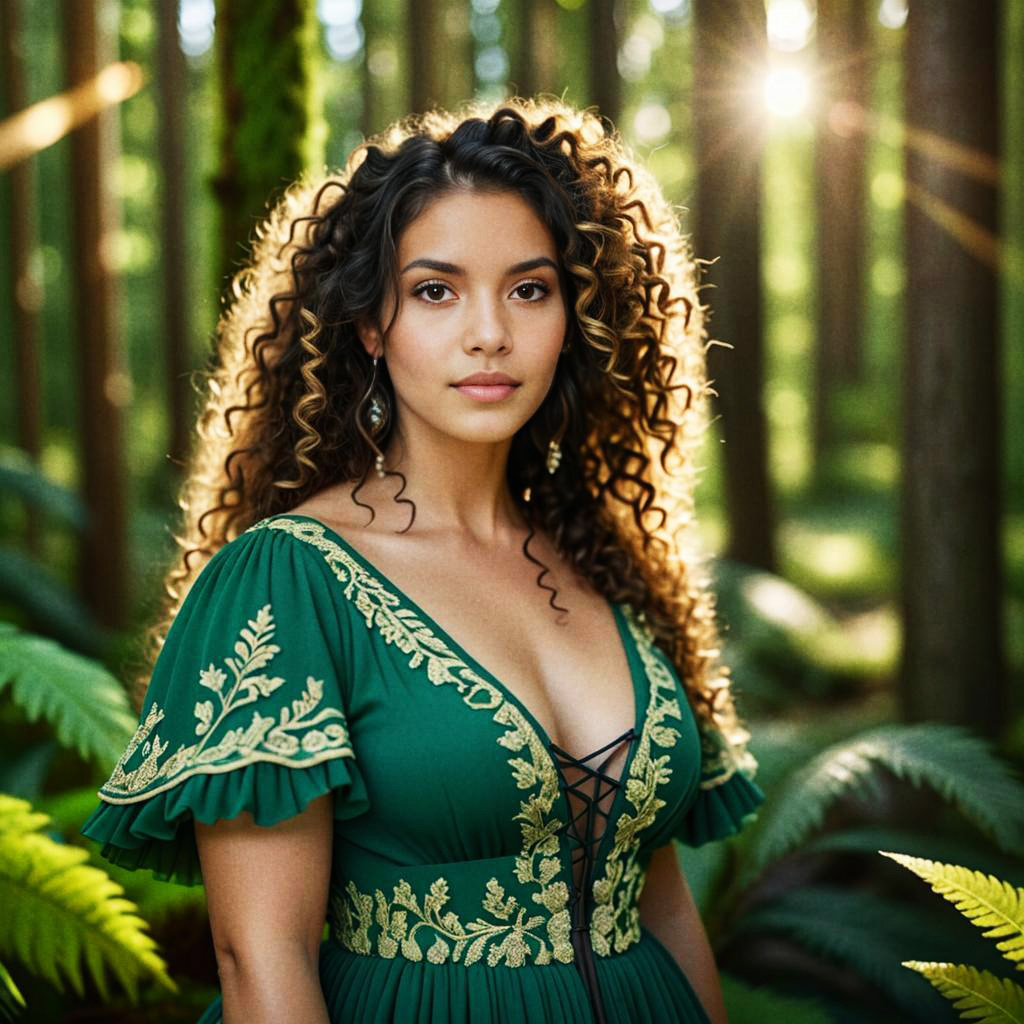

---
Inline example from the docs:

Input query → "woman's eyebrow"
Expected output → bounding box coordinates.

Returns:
[400,256,558,275]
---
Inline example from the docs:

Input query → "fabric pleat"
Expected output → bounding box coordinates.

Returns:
[674,768,765,848]
[195,929,711,1024]
[81,755,369,886]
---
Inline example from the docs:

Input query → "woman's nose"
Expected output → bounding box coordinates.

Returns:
[464,297,512,355]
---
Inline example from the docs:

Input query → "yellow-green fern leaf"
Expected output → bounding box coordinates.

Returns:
[0,794,175,1003]
[902,961,1024,1023]
[0,959,25,1022]
[881,852,1024,970]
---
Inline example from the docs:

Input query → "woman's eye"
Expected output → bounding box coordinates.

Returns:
[414,282,453,303]
[515,281,550,301]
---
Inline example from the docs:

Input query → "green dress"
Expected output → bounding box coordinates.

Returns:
[81,514,765,1023]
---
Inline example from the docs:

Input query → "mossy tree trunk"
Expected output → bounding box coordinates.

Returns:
[900,3,1005,735]
[212,0,325,295]
[693,0,777,572]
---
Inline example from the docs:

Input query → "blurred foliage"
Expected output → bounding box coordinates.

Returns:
[688,721,1024,1024]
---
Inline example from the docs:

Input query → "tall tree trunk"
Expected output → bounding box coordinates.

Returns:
[812,0,869,468]
[512,0,558,98]
[693,0,776,571]
[213,0,324,294]
[901,3,1004,735]
[2,0,43,525]
[588,0,621,127]
[157,0,190,468]
[360,0,381,136]
[408,0,443,112]
[64,0,127,628]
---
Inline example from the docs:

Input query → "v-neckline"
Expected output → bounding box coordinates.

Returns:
[272,513,649,775]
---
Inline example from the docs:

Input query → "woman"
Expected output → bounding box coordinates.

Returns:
[82,96,764,1024]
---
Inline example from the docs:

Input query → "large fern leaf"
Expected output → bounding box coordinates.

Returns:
[720,971,833,1024]
[902,962,1024,1023]
[882,852,1024,970]
[0,446,86,528]
[739,723,1024,884]
[0,793,174,1003]
[0,623,135,767]
[0,959,25,1023]
[731,884,954,1019]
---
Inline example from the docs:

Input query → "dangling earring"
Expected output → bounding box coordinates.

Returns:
[359,355,389,478]
[546,439,562,475]
[546,387,570,475]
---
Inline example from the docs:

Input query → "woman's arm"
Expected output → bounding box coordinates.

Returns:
[195,792,334,1024]
[638,842,729,1024]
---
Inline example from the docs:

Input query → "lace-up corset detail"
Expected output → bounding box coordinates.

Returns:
[549,726,639,1024]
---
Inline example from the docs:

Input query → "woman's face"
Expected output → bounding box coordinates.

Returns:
[361,188,568,450]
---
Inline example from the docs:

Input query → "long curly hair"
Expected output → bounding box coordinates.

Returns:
[146,95,755,773]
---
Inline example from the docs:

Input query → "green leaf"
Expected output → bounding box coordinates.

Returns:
[0,548,106,658]
[0,624,135,767]
[902,962,1024,1023]
[0,447,86,529]
[881,853,1024,970]
[0,958,25,1023]
[0,793,174,1003]
[732,885,959,1019]
[720,972,832,1024]
[740,723,1024,884]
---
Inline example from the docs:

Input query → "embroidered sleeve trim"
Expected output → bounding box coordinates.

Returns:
[253,516,574,969]
[98,603,354,805]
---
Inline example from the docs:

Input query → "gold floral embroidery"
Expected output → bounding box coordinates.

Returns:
[330,875,565,967]
[252,517,573,968]
[589,610,684,955]
[99,604,353,803]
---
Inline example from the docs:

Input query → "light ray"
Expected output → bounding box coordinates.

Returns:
[0,61,144,170]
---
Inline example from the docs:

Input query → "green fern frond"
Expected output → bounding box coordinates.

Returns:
[0,794,174,1003]
[721,971,833,1023]
[732,885,950,1018]
[882,852,1024,970]
[0,624,135,767]
[740,723,1024,884]
[0,794,49,836]
[0,959,25,1023]
[902,961,1024,1023]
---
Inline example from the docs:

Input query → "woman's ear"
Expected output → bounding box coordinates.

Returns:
[355,317,383,359]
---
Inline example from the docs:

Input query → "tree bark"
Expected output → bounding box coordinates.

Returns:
[812,0,869,466]
[64,0,127,628]
[157,0,190,468]
[213,0,324,295]
[588,0,621,128]
[512,0,558,99]
[2,0,43,492]
[692,0,776,571]
[901,3,1004,735]
[408,0,443,112]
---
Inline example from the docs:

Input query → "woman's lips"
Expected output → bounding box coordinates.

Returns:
[452,383,519,402]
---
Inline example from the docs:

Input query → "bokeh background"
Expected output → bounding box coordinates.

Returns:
[1,1,1022,1021]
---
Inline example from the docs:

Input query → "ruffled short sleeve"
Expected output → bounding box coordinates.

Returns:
[80,524,369,886]
[674,717,765,848]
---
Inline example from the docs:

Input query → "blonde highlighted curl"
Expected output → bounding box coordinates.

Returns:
[145,95,755,774]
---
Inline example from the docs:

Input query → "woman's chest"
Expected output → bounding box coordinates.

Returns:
[336,598,703,866]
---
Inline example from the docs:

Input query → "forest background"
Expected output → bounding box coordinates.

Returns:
[1,1,1022,1022]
